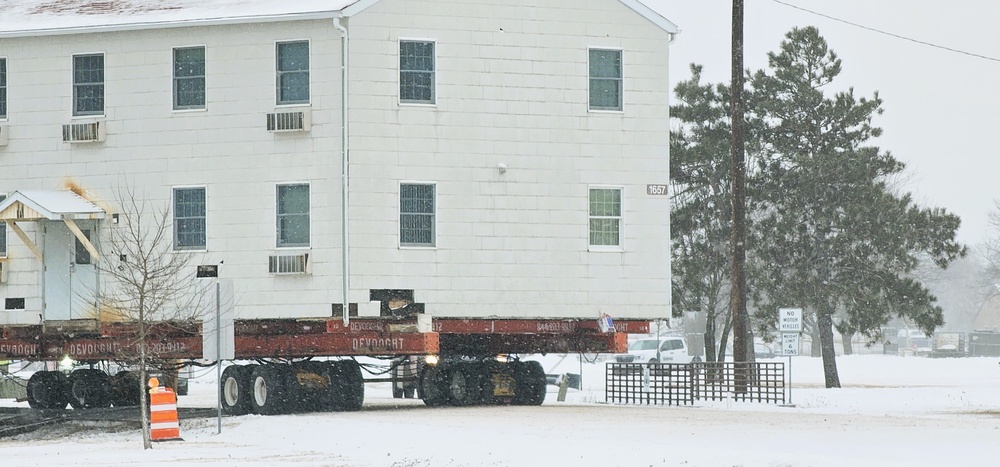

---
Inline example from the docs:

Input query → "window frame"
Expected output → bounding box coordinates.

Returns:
[0,57,7,120]
[398,39,436,105]
[0,193,7,258]
[276,183,311,249]
[588,48,623,112]
[172,46,206,111]
[72,52,105,117]
[399,182,437,248]
[588,185,624,251]
[275,40,311,106]
[173,186,207,251]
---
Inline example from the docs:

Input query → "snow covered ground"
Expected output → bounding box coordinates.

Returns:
[3,354,998,466]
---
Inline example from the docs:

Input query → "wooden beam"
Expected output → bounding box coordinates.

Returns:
[6,221,43,262]
[63,218,100,261]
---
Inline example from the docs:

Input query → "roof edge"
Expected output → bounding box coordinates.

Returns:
[341,0,381,17]
[0,11,344,39]
[618,0,679,34]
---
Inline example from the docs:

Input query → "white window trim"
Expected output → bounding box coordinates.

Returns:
[587,47,624,114]
[172,185,208,252]
[275,39,312,107]
[588,184,624,252]
[398,37,438,107]
[71,51,106,118]
[275,182,312,249]
[398,180,437,249]
[171,44,207,112]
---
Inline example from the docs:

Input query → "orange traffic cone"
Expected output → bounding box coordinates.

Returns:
[148,377,182,442]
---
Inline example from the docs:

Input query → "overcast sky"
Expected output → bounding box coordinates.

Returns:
[643,0,1000,246]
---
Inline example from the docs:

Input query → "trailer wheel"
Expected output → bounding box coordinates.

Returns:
[250,364,290,415]
[330,360,364,412]
[418,365,448,407]
[221,365,254,415]
[68,369,113,409]
[513,361,547,406]
[111,371,141,407]
[27,371,70,410]
[446,367,470,405]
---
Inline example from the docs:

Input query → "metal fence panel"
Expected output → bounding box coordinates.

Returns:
[606,362,785,406]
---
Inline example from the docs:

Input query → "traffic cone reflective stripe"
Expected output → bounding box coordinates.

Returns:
[149,386,182,441]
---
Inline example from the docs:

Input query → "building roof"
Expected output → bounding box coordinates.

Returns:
[0,190,106,221]
[0,0,677,37]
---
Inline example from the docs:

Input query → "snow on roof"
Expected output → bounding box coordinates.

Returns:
[0,190,106,220]
[0,0,678,37]
[0,0,362,37]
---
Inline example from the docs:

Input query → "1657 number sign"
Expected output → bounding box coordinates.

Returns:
[646,184,668,196]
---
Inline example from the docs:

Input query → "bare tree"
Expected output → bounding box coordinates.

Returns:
[97,184,205,449]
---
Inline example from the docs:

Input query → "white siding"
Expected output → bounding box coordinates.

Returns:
[0,0,671,322]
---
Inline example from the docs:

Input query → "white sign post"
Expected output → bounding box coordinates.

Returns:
[777,308,802,406]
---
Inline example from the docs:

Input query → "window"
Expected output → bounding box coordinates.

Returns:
[74,229,92,265]
[589,49,622,111]
[73,54,104,116]
[399,41,435,104]
[0,58,6,118]
[174,187,206,250]
[400,183,435,246]
[0,194,6,257]
[173,47,205,110]
[589,188,621,247]
[276,184,310,247]
[276,41,309,105]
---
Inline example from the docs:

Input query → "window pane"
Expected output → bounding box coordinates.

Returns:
[277,41,309,104]
[277,184,310,247]
[0,58,6,118]
[589,49,622,110]
[589,219,620,246]
[0,194,6,257]
[74,54,104,115]
[174,188,206,250]
[174,47,205,109]
[400,184,435,245]
[400,41,434,103]
[589,189,621,216]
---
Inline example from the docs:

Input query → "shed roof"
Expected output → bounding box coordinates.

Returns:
[0,0,677,37]
[0,190,106,221]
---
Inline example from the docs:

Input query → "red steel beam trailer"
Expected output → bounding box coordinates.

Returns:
[0,316,647,414]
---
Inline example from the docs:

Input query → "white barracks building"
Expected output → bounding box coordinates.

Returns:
[0,0,675,325]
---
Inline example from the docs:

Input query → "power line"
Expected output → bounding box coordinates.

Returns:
[773,0,1000,63]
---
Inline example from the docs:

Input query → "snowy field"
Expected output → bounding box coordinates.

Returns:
[3,354,999,466]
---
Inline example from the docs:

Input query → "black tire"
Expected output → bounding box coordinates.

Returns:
[26,371,70,410]
[403,386,417,399]
[250,364,290,415]
[330,360,364,412]
[221,365,254,416]
[68,369,113,409]
[111,371,141,407]
[291,361,337,412]
[418,365,448,407]
[392,385,404,399]
[445,367,470,405]
[513,361,547,406]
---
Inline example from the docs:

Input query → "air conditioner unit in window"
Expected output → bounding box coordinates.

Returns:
[62,121,106,143]
[266,110,311,132]
[268,253,309,274]
[0,125,8,146]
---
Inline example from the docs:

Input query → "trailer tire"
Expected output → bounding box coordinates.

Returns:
[27,371,70,410]
[68,369,113,409]
[513,361,547,406]
[419,365,448,407]
[221,365,254,415]
[111,371,141,407]
[250,364,290,415]
[330,360,364,412]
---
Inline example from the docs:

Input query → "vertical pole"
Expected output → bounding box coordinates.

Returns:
[216,280,222,434]
[730,0,749,391]
[579,352,583,390]
[787,355,793,405]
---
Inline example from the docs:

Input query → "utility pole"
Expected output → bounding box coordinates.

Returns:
[730,0,750,388]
